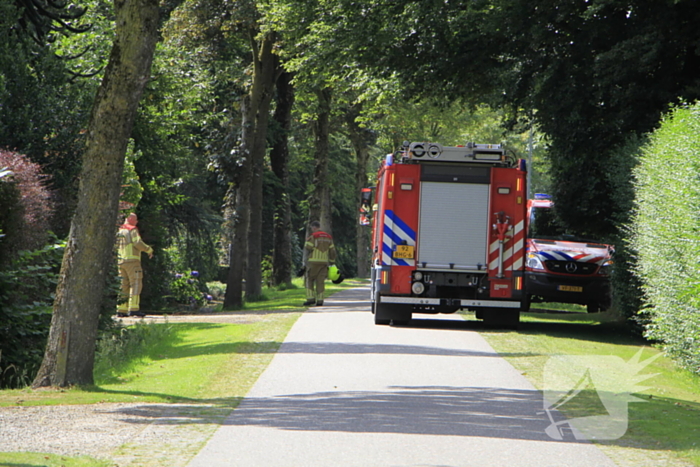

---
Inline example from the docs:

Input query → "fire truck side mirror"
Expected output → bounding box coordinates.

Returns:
[360,188,373,213]
[359,188,374,226]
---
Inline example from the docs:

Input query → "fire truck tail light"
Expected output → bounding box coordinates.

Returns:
[413,271,423,281]
[381,271,388,284]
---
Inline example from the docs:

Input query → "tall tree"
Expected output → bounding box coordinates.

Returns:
[224,26,280,307]
[270,70,295,287]
[305,87,332,235]
[245,30,280,299]
[32,0,159,387]
[223,95,252,309]
[343,103,373,278]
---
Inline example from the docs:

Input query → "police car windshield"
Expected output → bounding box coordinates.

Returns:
[528,206,592,242]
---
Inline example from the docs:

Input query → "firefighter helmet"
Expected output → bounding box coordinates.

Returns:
[329,265,341,281]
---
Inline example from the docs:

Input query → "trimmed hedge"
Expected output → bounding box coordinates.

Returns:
[631,102,700,375]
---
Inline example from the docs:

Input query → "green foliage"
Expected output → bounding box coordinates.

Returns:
[0,240,64,388]
[603,135,647,327]
[0,1,96,237]
[261,255,273,288]
[130,38,226,309]
[631,102,700,375]
[94,320,175,382]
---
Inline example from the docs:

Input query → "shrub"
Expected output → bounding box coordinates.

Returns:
[630,102,700,375]
[167,271,209,310]
[0,150,54,264]
[0,239,64,388]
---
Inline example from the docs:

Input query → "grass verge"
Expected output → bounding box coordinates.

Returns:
[479,308,700,467]
[0,279,362,466]
[0,452,113,467]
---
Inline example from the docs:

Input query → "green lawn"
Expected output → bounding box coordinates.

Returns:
[479,308,700,466]
[0,279,360,466]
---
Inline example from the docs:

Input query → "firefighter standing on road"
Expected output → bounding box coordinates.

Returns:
[304,221,336,306]
[116,213,153,317]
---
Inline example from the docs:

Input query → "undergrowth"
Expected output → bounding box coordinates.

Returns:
[94,320,175,382]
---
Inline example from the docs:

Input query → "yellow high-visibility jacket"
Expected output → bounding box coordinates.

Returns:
[116,224,152,263]
[305,230,336,264]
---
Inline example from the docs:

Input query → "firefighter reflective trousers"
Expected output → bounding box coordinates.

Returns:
[305,262,328,302]
[119,260,144,312]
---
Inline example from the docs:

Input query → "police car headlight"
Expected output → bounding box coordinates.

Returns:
[598,260,613,275]
[526,253,545,271]
[411,281,425,295]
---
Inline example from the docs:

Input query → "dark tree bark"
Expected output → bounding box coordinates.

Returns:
[304,87,333,254]
[246,31,279,299]
[32,0,159,388]
[345,105,373,278]
[270,71,295,287]
[223,95,252,309]
[225,29,279,307]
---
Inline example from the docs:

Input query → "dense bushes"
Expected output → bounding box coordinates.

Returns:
[630,102,700,375]
[0,150,54,265]
[0,241,63,388]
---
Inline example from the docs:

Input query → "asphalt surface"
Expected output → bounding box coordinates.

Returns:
[187,286,616,467]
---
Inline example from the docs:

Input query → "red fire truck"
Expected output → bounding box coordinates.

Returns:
[360,141,528,326]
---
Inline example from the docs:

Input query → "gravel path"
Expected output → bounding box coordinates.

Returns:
[0,402,229,465]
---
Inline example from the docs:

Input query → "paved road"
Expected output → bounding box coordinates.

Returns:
[188,286,615,467]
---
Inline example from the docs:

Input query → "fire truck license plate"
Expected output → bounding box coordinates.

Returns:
[394,245,414,259]
[558,285,583,292]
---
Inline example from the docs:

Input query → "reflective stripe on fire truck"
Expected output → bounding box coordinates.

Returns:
[381,209,416,267]
[488,219,525,273]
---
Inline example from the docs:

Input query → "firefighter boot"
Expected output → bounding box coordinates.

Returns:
[315,292,324,306]
[303,290,316,307]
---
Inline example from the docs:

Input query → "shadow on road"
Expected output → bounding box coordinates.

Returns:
[277,341,537,358]
[219,385,579,442]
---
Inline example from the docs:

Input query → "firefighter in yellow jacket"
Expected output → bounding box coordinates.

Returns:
[303,221,336,306]
[116,213,153,317]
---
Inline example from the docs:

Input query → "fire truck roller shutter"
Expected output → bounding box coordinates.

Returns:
[417,181,490,270]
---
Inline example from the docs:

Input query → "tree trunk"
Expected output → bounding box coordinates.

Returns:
[304,87,333,259]
[246,31,279,299]
[270,71,294,287]
[345,105,372,278]
[32,0,159,388]
[223,95,252,309]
